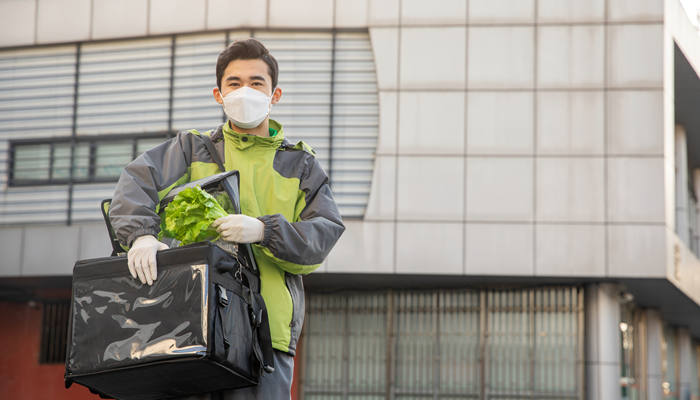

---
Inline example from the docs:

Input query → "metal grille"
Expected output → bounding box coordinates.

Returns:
[303,287,584,400]
[0,30,377,224]
[39,300,70,364]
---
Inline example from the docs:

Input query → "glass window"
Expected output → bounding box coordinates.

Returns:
[13,144,50,181]
[136,137,167,156]
[302,288,583,398]
[73,142,90,180]
[95,141,132,179]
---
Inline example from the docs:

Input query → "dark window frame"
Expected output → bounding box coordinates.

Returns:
[8,132,172,186]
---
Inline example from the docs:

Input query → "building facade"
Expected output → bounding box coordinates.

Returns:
[0,0,699,399]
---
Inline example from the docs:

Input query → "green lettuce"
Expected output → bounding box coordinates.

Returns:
[159,186,228,245]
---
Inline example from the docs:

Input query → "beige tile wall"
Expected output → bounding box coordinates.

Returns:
[0,0,670,279]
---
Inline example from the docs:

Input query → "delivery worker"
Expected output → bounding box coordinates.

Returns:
[109,38,345,399]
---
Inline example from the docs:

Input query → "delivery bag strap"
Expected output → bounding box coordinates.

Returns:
[201,134,260,275]
[249,290,275,373]
[204,131,275,373]
[201,134,225,173]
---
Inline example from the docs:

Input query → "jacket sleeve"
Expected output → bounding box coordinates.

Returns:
[257,156,345,275]
[109,132,192,247]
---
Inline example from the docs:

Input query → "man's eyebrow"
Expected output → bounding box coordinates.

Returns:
[225,76,241,81]
[249,75,266,82]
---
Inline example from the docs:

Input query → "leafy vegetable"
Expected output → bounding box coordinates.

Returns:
[159,186,228,245]
[212,191,235,214]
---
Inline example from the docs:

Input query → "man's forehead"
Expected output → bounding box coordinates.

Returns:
[223,59,271,81]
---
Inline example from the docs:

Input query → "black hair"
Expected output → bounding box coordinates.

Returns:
[216,38,278,90]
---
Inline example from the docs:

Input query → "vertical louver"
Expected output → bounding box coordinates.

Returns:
[0,30,377,224]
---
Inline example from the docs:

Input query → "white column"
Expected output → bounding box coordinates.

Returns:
[676,125,690,244]
[585,283,621,400]
[645,309,664,400]
[693,169,700,251]
[678,328,693,400]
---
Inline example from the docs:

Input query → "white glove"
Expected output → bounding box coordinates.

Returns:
[212,214,265,243]
[127,235,169,286]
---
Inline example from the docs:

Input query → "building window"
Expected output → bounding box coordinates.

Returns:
[301,287,584,399]
[9,134,169,185]
[0,30,377,222]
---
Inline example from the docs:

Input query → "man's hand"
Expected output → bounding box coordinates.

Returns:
[128,235,169,286]
[212,214,264,243]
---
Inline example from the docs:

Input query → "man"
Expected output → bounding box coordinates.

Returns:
[109,38,345,399]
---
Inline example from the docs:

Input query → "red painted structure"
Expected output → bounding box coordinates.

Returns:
[0,299,302,399]
[0,301,95,399]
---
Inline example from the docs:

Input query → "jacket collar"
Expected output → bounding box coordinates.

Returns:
[218,119,285,151]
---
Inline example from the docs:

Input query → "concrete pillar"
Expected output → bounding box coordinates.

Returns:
[585,283,621,400]
[676,126,690,244]
[645,309,664,400]
[678,328,692,400]
[693,169,700,251]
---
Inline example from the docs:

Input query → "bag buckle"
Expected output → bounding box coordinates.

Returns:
[217,284,229,306]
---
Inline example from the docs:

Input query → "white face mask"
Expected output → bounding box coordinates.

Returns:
[221,86,272,129]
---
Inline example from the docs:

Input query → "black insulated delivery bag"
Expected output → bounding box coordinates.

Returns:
[65,171,274,400]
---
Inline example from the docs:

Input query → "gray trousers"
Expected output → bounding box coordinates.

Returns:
[179,350,294,400]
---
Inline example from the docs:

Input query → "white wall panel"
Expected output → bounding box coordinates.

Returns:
[468,26,534,89]
[537,0,605,23]
[92,0,148,40]
[401,0,466,25]
[607,24,663,88]
[608,224,666,277]
[537,25,605,89]
[207,0,267,29]
[466,223,534,275]
[399,91,465,155]
[36,0,91,43]
[536,91,605,155]
[0,0,36,47]
[536,157,605,222]
[336,0,369,27]
[400,27,466,90]
[467,91,534,155]
[268,0,333,28]
[607,157,665,223]
[607,90,664,155]
[608,0,664,22]
[536,224,606,276]
[149,0,207,35]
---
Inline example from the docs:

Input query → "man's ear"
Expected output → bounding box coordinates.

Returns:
[213,87,223,105]
[271,87,282,105]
